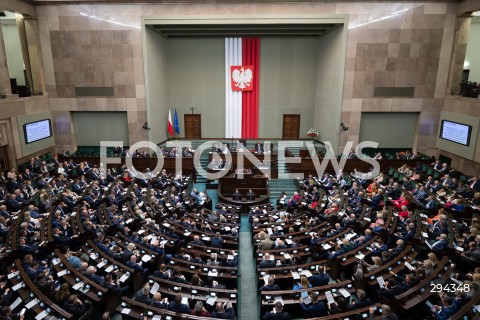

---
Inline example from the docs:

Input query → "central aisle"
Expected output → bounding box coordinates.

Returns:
[239,215,260,319]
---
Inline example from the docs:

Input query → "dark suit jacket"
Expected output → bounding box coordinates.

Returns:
[301,301,326,317]
[263,311,292,320]
[432,239,448,251]
[167,301,191,313]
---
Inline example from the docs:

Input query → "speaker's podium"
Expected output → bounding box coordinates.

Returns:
[218,169,270,213]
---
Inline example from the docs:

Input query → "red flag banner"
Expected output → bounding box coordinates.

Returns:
[231,66,254,91]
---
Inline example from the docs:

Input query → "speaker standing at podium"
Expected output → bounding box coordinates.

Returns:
[232,189,242,201]
[246,189,255,201]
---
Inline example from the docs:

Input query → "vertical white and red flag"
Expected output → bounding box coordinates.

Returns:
[225,37,260,139]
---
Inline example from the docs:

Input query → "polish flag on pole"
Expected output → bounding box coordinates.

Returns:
[168,109,174,136]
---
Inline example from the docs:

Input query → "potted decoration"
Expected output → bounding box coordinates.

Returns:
[307,128,319,139]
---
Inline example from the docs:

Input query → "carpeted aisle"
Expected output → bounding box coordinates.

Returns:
[239,215,259,320]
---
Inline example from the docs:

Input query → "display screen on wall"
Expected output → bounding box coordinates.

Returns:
[23,119,52,144]
[439,120,472,146]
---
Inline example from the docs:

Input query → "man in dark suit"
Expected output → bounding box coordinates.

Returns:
[85,266,105,286]
[469,177,480,192]
[134,285,152,304]
[259,253,276,268]
[62,295,86,317]
[255,143,264,153]
[379,278,408,301]
[211,232,224,248]
[263,301,291,320]
[52,227,79,245]
[431,233,449,252]
[259,277,281,291]
[167,294,191,314]
[348,289,372,310]
[211,301,236,319]
[6,194,22,211]
[232,189,242,201]
[191,235,206,246]
[310,265,330,287]
[414,186,428,202]
[387,183,402,200]
[300,292,326,317]
[431,295,457,320]
[424,195,437,210]
[150,292,167,309]
[389,239,405,257]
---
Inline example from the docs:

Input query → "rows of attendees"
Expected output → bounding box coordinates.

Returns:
[252,161,479,319]
[0,156,243,319]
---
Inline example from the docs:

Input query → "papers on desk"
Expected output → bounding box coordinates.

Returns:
[142,255,153,263]
[97,261,107,269]
[150,282,160,295]
[137,229,145,235]
[355,253,365,260]
[105,265,114,273]
[12,282,23,291]
[227,255,235,260]
[263,274,270,284]
[162,223,171,228]
[160,240,168,246]
[283,253,291,260]
[150,235,158,245]
[90,253,98,260]
[72,282,84,290]
[206,296,217,306]
[363,217,371,222]
[294,221,302,225]
[26,298,39,309]
[268,254,275,261]
[153,316,162,320]
[35,310,49,320]
[325,291,335,304]
[119,273,129,282]
[202,237,211,241]
[126,218,133,224]
[52,258,61,266]
[323,244,332,250]
[291,271,300,280]
[285,239,293,245]
[274,296,284,305]
[345,233,356,240]
[57,269,68,277]
[121,308,131,315]
[299,270,313,278]
[181,297,189,305]
[8,271,19,279]
[208,270,218,277]
[224,226,231,231]
[377,276,386,289]
[267,228,273,235]
[339,288,351,298]
[404,261,415,271]
[422,232,429,238]
[184,232,191,237]
[11,297,22,310]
